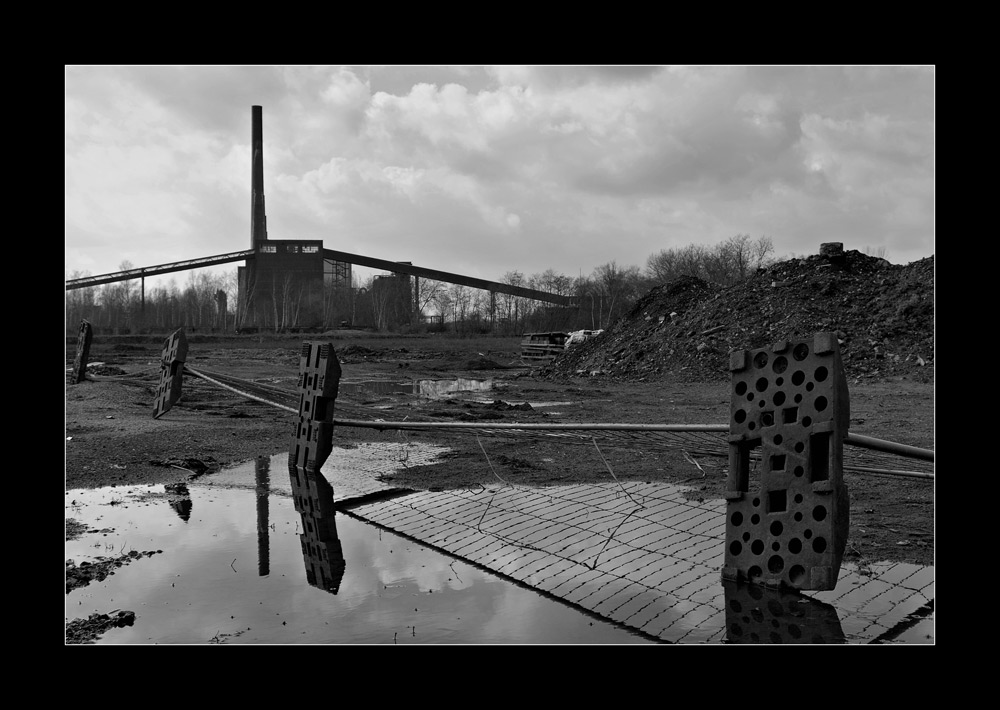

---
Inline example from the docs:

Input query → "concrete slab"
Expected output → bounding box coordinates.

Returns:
[341,478,934,644]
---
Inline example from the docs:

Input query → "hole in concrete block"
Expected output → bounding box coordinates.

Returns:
[768,490,787,514]
[789,565,805,584]
[810,432,831,481]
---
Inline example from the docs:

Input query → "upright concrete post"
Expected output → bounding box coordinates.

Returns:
[288,342,341,473]
[152,328,188,419]
[722,332,850,591]
[71,319,93,384]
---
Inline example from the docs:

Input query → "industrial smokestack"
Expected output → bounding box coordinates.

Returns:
[251,105,267,246]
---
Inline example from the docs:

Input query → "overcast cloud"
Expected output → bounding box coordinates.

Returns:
[65,65,934,289]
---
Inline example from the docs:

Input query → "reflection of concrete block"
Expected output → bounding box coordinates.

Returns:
[723,578,845,644]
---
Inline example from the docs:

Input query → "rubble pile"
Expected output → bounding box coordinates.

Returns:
[551,249,934,384]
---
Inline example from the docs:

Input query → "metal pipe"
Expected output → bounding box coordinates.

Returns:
[844,433,934,462]
[330,419,731,433]
[844,465,934,480]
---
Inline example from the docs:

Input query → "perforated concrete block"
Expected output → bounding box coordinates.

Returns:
[289,342,341,473]
[722,333,850,591]
[152,328,189,419]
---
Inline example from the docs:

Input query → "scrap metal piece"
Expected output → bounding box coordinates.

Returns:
[71,319,93,384]
[152,328,188,419]
[722,332,850,591]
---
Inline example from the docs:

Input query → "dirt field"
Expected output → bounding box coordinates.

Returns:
[65,331,934,569]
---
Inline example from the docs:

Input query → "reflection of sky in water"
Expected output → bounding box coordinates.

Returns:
[66,461,933,644]
[338,377,576,408]
[339,379,495,399]
[65,484,654,644]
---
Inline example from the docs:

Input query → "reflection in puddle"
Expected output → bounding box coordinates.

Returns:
[723,579,846,644]
[339,378,494,399]
[339,378,573,409]
[65,480,654,644]
[350,482,934,644]
[66,461,932,644]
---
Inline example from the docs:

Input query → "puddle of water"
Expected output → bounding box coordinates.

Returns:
[203,444,449,499]
[65,481,655,644]
[418,378,493,398]
[471,399,575,408]
[339,379,494,399]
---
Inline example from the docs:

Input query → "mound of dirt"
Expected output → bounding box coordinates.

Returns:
[551,249,934,384]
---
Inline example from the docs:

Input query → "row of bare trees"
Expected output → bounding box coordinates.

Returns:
[66,261,237,334]
[67,235,775,335]
[418,235,774,335]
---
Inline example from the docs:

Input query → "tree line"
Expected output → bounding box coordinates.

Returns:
[66,235,774,336]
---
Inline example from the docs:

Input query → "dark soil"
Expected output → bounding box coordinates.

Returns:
[550,250,933,385]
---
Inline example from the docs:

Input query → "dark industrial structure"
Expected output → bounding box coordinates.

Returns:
[66,106,576,333]
[237,106,352,331]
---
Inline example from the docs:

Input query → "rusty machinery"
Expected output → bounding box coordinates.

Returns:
[722,332,850,591]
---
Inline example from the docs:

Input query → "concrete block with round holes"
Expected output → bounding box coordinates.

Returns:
[288,342,341,474]
[721,333,850,591]
[152,328,189,419]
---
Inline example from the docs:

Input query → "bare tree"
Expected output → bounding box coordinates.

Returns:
[592,261,642,329]
[646,235,774,286]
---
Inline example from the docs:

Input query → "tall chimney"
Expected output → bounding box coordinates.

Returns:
[250,106,267,246]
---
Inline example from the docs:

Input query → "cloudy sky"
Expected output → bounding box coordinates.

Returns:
[65,65,934,290]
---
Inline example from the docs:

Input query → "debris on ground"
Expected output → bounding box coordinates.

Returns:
[550,250,933,384]
[66,551,163,594]
[148,457,219,477]
[66,610,137,644]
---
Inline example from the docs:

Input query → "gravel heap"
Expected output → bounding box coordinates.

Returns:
[549,249,934,384]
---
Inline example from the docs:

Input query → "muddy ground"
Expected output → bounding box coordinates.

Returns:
[66,332,934,573]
